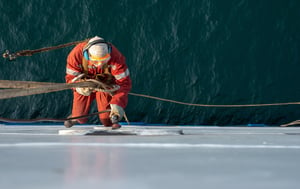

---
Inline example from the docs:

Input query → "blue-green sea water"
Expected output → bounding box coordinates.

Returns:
[0,0,300,126]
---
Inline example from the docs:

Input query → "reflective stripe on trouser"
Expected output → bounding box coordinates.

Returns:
[72,91,112,125]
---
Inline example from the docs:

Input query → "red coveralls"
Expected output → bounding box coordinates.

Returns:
[65,42,132,125]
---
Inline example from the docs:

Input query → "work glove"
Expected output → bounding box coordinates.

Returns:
[110,104,125,121]
[75,87,94,96]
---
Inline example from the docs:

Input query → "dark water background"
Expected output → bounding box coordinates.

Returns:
[0,0,300,126]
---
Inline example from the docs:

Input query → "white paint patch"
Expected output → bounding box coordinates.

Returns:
[0,142,300,149]
[58,129,184,136]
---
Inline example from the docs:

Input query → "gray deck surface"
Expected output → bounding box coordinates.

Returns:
[0,124,300,189]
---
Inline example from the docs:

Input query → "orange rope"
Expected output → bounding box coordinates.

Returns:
[129,92,300,108]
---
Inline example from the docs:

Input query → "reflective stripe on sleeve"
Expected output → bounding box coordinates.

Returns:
[114,68,130,80]
[66,68,81,76]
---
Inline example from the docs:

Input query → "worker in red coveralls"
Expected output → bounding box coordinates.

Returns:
[64,36,131,129]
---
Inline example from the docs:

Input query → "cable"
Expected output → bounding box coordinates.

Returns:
[129,92,300,107]
[0,110,110,123]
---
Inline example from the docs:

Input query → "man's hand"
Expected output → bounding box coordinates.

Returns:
[110,104,125,121]
[75,87,94,96]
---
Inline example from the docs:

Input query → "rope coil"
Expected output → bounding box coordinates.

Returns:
[71,74,120,93]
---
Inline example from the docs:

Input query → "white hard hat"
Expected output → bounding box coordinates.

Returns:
[89,43,109,58]
[87,36,111,62]
[88,36,104,43]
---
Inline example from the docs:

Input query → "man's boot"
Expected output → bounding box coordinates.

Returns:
[64,115,78,128]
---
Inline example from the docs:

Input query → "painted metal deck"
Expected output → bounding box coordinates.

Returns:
[0,124,300,189]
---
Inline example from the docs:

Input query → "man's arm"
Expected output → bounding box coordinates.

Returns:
[65,43,85,83]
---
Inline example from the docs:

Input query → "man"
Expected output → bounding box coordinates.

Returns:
[64,36,131,129]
